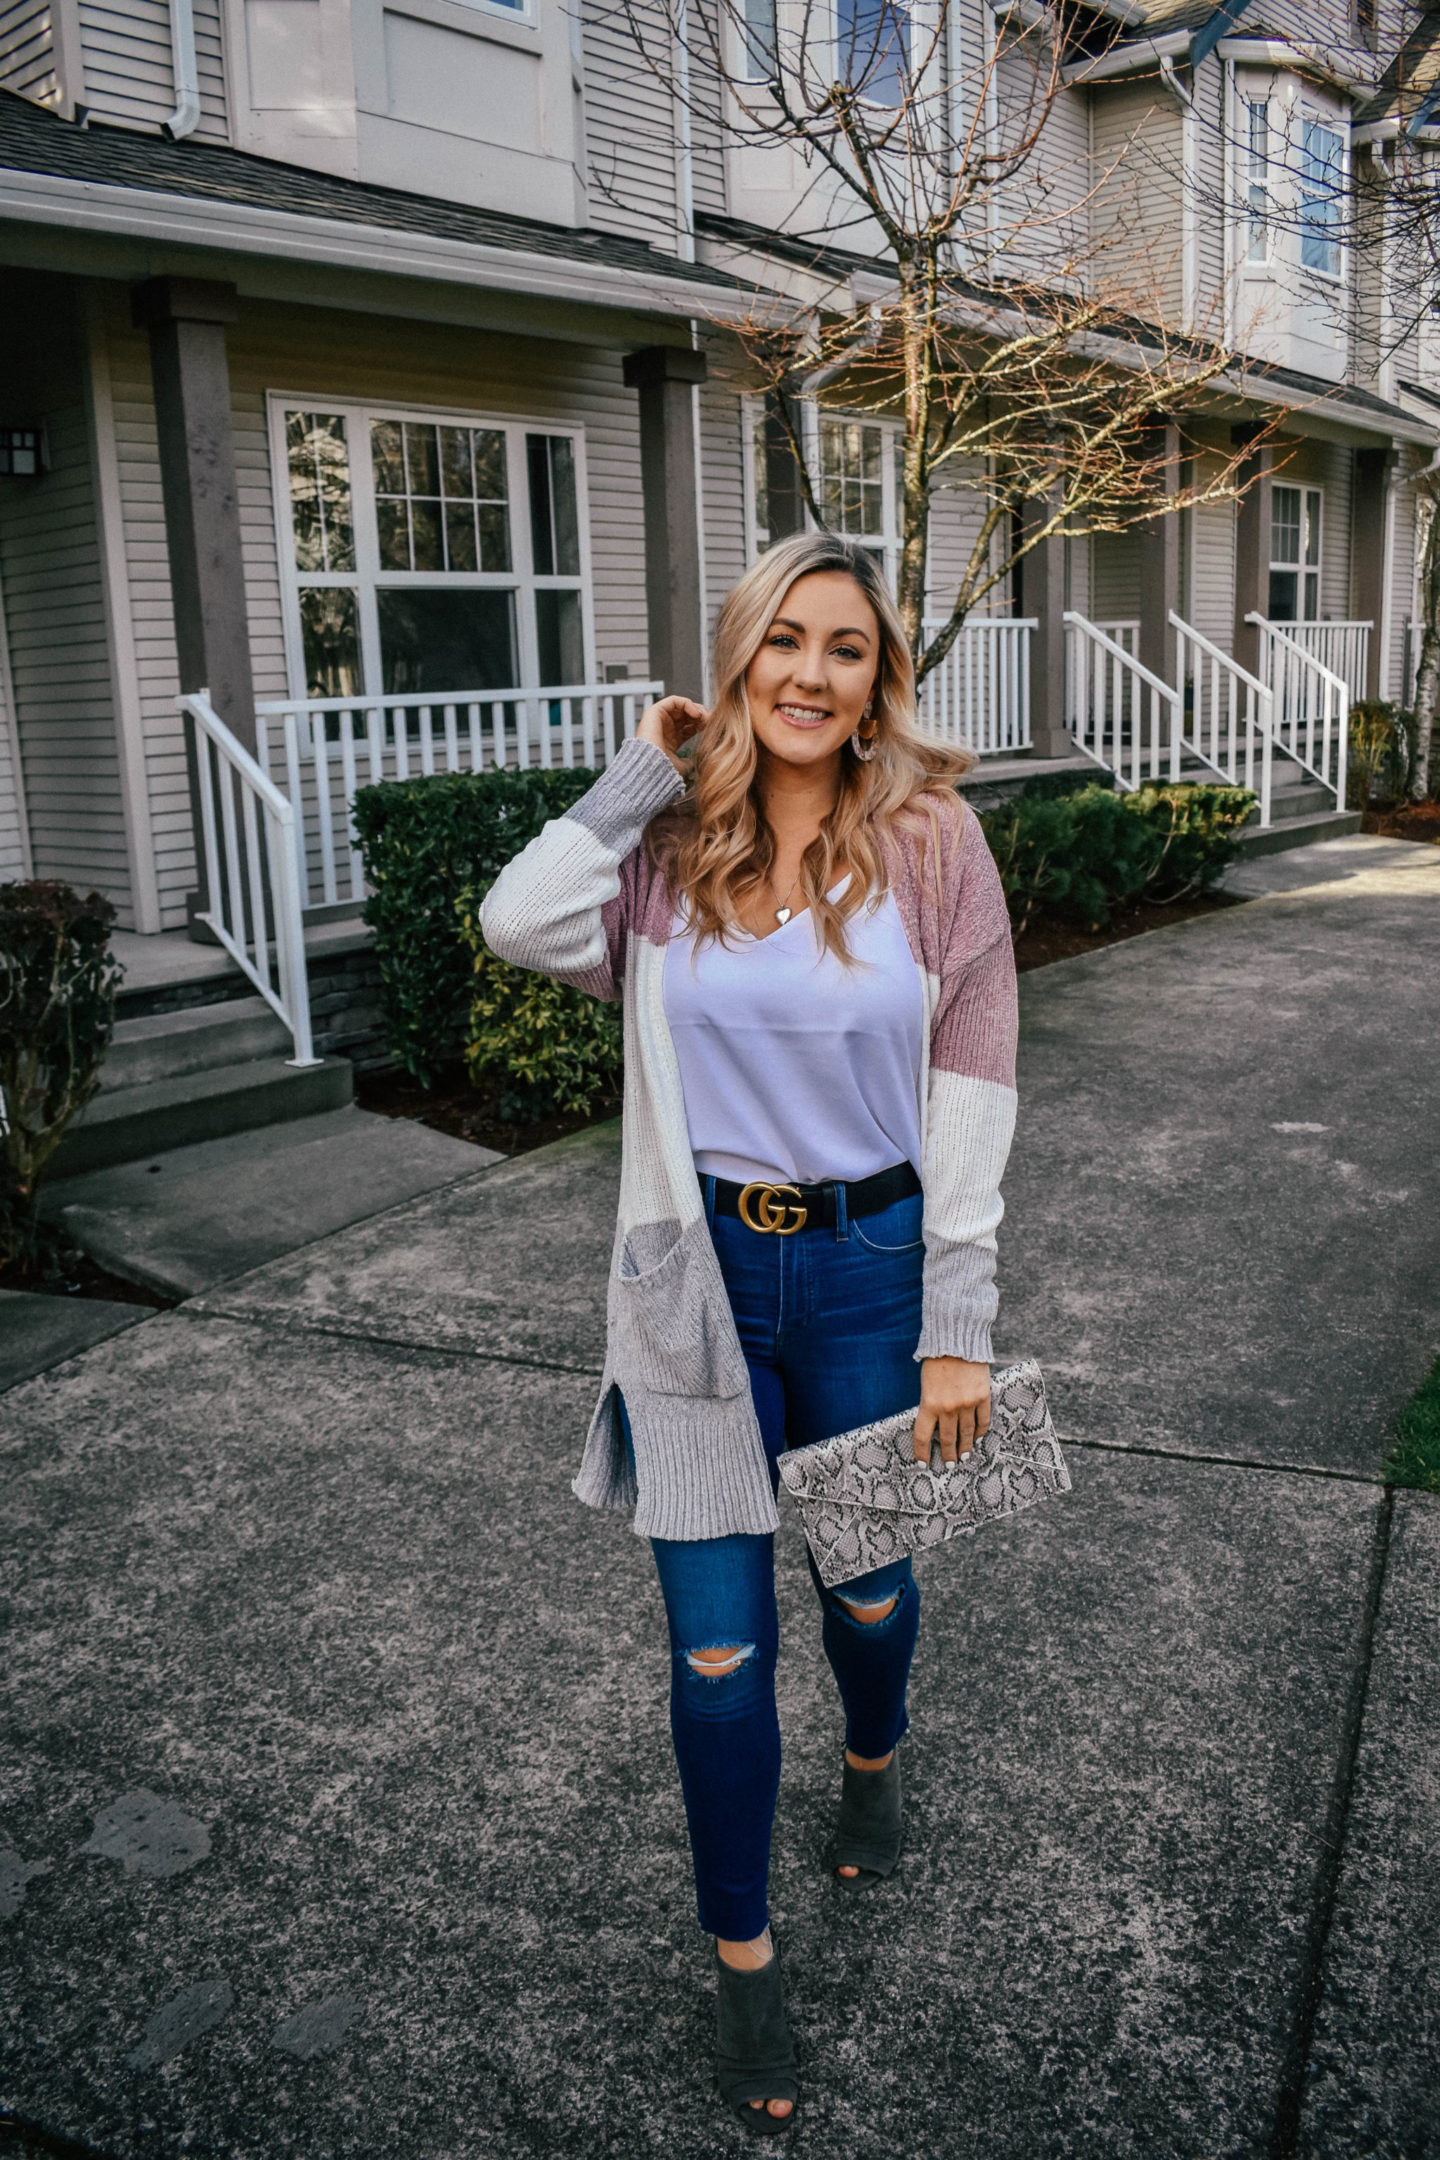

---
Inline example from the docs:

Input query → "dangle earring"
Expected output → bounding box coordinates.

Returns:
[850,699,878,763]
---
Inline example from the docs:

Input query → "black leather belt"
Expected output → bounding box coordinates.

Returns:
[710,1160,921,1235]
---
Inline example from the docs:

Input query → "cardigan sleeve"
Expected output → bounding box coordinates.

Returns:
[916,807,1019,1365]
[479,738,685,1000]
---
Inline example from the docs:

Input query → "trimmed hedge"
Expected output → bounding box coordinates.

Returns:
[456,883,622,1124]
[352,767,597,1083]
[979,780,1255,935]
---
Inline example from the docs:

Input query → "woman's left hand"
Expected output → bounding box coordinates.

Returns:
[914,1357,991,1465]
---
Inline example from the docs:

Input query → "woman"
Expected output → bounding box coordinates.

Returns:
[481,530,1018,2132]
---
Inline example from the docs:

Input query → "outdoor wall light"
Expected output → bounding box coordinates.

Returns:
[0,426,49,477]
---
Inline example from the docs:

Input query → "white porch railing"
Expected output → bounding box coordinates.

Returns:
[1172,613,1275,827]
[1063,612,1183,789]
[255,680,662,912]
[919,617,1034,754]
[180,691,319,1066]
[1095,619,1140,657]
[1248,615,1349,810]
[1262,620,1370,705]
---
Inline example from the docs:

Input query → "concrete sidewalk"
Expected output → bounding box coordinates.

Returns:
[2,839,1438,2159]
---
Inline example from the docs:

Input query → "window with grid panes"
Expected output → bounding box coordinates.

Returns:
[1269,485,1322,621]
[818,415,902,585]
[277,403,589,703]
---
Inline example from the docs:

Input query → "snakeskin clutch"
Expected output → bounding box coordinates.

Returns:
[777,1359,1071,1588]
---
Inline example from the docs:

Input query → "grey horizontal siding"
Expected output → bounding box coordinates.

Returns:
[0,0,58,102]
[0,402,130,912]
[582,0,681,247]
[699,359,746,670]
[78,0,228,141]
[0,554,30,879]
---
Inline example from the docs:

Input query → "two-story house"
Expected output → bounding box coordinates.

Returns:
[0,0,1435,1142]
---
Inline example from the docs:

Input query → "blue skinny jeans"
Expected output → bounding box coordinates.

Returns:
[620,1179,925,1941]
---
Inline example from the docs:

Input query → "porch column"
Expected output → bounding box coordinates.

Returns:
[1352,445,1399,700]
[1232,427,1275,678]
[1138,423,1181,688]
[132,277,256,749]
[1018,496,1069,759]
[622,344,708,697]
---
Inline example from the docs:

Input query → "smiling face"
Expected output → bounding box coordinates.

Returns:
[743,570,882,774]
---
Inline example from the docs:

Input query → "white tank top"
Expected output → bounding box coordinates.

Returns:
[662,887,925,1186]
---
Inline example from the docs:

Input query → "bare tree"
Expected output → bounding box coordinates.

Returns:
[594,0,1286,677]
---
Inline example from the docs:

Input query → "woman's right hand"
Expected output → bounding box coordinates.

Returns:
[637,694,708,774]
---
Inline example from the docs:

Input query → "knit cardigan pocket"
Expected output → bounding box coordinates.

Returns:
[614,1214,750,1401]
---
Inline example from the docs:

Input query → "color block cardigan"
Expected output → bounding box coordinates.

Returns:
[480,737,1019,1543]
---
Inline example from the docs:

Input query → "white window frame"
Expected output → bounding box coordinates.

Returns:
[1245,96,1271,263]
[1296,105,1347,284]
[1269,482,1324,622]
[742,394,904,586]
[267,392,594,700]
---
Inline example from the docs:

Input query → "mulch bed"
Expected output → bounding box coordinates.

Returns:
[1011,890,1247,972]
[1361,800,1440,845]
[0,1234,175,1308]
[356,1063,622,1160]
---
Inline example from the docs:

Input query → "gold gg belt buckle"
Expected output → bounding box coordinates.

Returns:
[737,1181,808,1235]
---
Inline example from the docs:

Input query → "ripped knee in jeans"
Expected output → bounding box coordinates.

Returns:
[833,1585,904,1627]
[683,1642,757,1680]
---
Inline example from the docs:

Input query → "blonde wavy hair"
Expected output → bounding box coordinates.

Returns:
[649,531,975,960]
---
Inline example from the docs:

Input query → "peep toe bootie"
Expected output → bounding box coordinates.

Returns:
[830,1751,902,1889]
[714,1942,799,2136]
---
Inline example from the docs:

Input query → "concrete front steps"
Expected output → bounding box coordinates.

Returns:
[55,995,353,1180]
[1231,755,1362,858]
[1154,750,1362,859]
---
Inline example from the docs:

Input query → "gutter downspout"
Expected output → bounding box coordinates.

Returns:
[162,0,201,141]
[1159,55,1197,333]
[1222,53,1235,346]
[674,0,695,263]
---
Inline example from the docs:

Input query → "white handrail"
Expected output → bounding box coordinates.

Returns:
[1171,611,1274,827]
[1260,620,1370,704]
[1063,611,1183,790]
[918,617,1035,754]
[255,680,663,910]
[1246,614,1349,811]
[179,691,319,1067]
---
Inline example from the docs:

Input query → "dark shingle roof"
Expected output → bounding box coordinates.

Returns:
[0,88,739,292]
[1351,6,1440,127]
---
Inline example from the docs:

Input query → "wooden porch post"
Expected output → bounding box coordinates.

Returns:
[132,277,256,930]
[1232,427,1275,678]
[1352,445,1399,700]
[622,344,708,697]
[1138,422,1181,689]
[1019,495,1069,759]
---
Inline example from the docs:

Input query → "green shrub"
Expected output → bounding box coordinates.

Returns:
[351,767,598,1084]
[455,883,622,1124]
[0,881,121,1261]
[1347,702,1413,808]
[979,780,1254,936]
